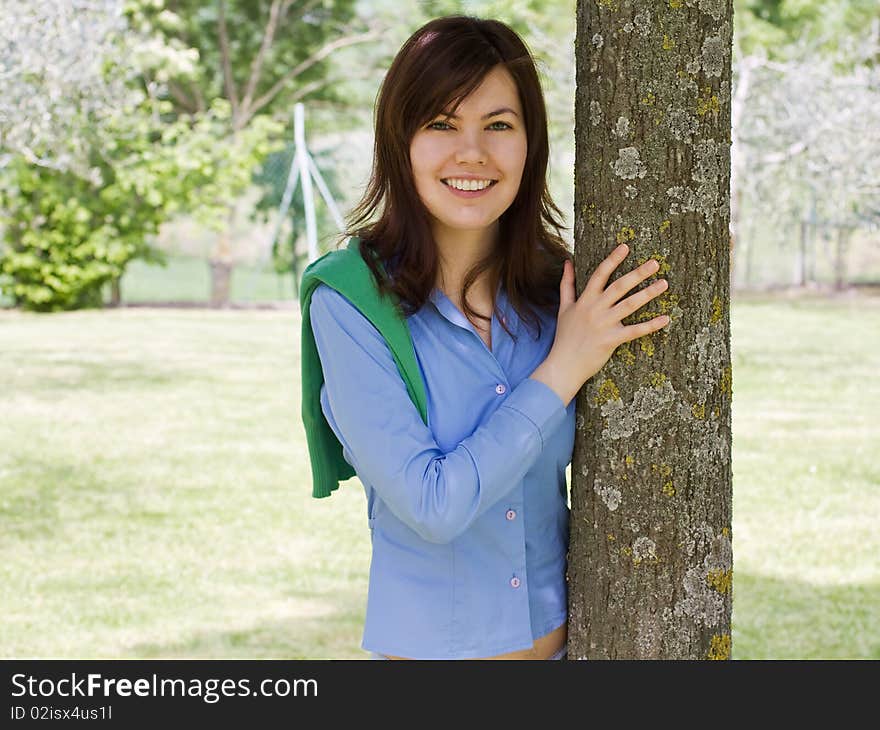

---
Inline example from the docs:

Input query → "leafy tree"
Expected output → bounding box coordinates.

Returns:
[734,0,880,58]
[127,0,382,304]
[0,97,278,311]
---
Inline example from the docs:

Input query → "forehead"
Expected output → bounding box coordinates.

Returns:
[444,66,521,114]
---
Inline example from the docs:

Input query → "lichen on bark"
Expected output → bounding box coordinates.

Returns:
[571,0,733,659]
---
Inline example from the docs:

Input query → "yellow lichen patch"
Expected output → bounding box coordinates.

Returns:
[638,253,670,275]
[653,463,674,496]
[720,366,732,397]
[587,202,598,226]
[706,569,733,594]
[621,546,633,556]
[625,455,634,466]
[658,293,679,315]
[640,338,654,356]
[593,378,620,405]
[597,0,620,9]
[692,403,706,420]
[659,219,671,235]
[617,343,636,366]
[710,295,722,325]
[649,371,667,387]
[662,34,676,50]
[669,0,683,8]
[707,633,731,660]
[632,309,660,324]
[713,405,720,418]
[697,87,720,116]
[676,69,687,78]
[607,533,616,541]
[722,527,731,537]
[616,226,636,245]
[641,91,656,107]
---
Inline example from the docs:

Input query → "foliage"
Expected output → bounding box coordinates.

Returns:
[126,0,366,130]
[734,0,880,59]
[0,99,280,312]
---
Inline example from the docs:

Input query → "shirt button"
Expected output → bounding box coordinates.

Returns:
[506,509,516,521]
[510,576,521,588]
[495,383,506,395]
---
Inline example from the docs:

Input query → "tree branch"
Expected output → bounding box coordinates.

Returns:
[167,80,197,114]
[240,0,285,117]
[241,27,382,127]
[218,0,240,117]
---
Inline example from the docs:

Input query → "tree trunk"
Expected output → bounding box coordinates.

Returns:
[210,258,233,308]
[796,220,807,287]
[210,205,237,308]
[834,226,850,291]
[110,278,121,307]
[569,0,733,659]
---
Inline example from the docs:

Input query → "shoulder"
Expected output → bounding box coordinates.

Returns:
[309,283,386,348]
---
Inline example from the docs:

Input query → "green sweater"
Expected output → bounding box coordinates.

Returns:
[299,236,428,498]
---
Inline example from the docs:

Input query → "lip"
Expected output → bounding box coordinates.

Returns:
[441,179,498,198]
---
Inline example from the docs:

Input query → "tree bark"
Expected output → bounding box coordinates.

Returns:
[569,0,733,659]
[109,278,121,307]
[210,204,237,308]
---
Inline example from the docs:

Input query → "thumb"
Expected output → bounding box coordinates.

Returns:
[559,258,574,311]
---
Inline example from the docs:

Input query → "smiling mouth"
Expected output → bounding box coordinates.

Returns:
[441,180,498,191]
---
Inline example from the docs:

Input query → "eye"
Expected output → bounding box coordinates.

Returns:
[426,120,513,131]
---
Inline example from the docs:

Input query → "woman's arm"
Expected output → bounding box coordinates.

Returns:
[309,283,566,544]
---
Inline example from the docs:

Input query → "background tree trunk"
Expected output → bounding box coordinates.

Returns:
[568,0,733,659]
[210,205,237,308]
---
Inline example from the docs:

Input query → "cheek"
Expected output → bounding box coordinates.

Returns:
[410,136,444,176]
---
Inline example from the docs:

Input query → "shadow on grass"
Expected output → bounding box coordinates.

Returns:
[123,587,370,660]
[117,571,880,660]
[732,570,880,659]
[5,355,226,393]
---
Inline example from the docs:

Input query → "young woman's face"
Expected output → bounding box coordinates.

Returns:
[409,65,528,238]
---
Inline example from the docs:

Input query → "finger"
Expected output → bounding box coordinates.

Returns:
[584,244,630,298]
[610,278,668,322]
[618,315,670,344]
[559,258,574,310]
[602,257,661,306]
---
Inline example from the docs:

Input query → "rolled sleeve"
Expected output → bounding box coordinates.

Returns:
[309,284,566,544]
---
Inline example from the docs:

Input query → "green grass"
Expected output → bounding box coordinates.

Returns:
[111,254,297,303]
[0,292,878,659]
[0,254,297,308]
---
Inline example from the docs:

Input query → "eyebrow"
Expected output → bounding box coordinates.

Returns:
[441,107,519,120]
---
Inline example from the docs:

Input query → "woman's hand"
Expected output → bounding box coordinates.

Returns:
[530,243,669,407]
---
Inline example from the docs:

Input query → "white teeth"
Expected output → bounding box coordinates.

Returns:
[443,178,495,191]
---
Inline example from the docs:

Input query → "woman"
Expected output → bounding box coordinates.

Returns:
[306,15,669,660]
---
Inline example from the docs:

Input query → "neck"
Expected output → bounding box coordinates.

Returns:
[433,223,499,307]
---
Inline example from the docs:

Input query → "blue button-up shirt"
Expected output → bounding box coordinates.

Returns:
[309,277,575,659]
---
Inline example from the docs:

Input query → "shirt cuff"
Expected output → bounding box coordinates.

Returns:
[502,376,568,450]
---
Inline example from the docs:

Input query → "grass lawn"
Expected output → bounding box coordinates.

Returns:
[0,292,878,659]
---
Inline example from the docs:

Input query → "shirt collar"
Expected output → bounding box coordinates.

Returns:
[429,278,506,330]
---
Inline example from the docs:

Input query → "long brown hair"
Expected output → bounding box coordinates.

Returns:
[332,14,572,341]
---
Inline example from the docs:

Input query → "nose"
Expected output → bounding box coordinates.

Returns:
[454,129,487,166]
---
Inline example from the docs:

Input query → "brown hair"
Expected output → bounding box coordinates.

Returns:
[333,14,572,341]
